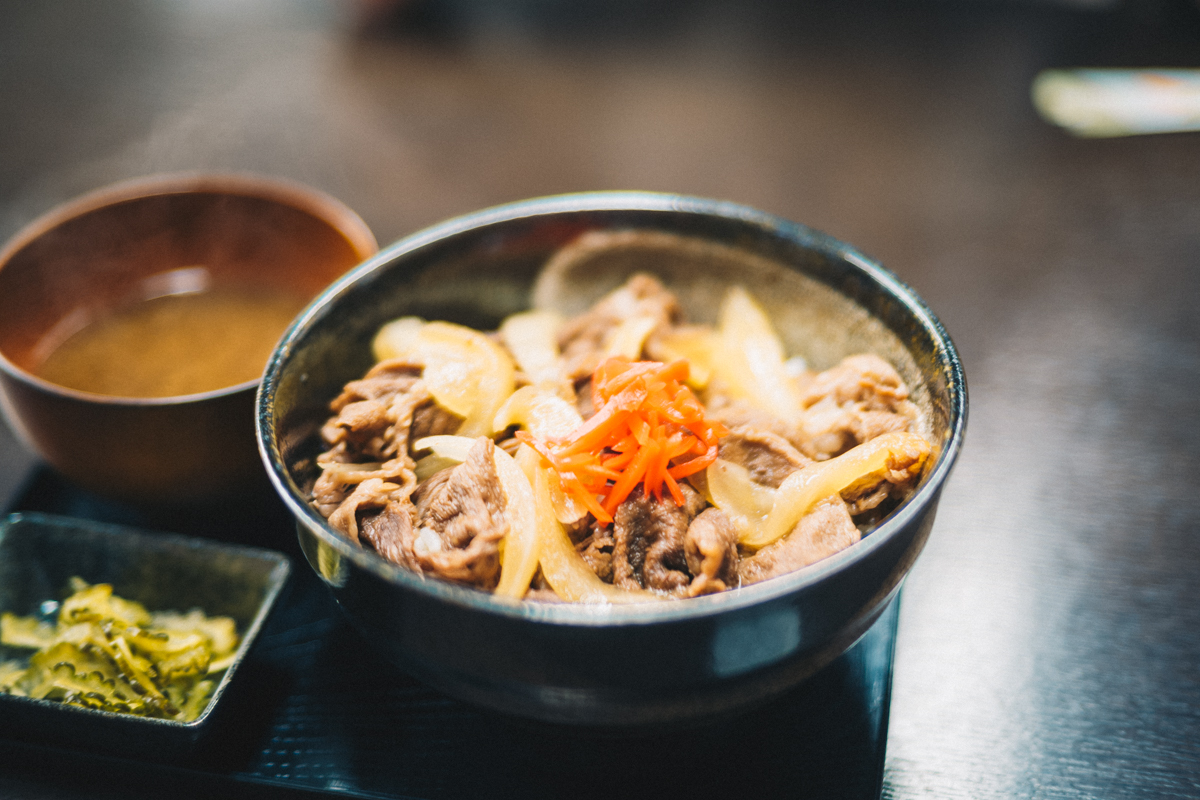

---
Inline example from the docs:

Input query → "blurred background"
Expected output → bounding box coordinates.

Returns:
[2,1,1199,797]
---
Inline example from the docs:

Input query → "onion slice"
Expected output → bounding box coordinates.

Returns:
[374,318,515,437]
[493,446,540,599]
[411,434,542,599]
[745,431,931,549]
[500,310,563,385]
[493,384,590,525]
[519,452,658,604]
[650,327,717,388]
[705,458,776,538]
[712,286,801,424]
[603,314,659,360]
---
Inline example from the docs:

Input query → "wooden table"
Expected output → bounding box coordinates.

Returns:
[2,1,1198,797]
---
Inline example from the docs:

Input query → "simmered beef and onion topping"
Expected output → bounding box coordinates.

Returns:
[312,249,930,603]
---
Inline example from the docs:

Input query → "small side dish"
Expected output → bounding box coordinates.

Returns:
[0,578,239,721]
[311,232,931,603]
[0,512,291,749]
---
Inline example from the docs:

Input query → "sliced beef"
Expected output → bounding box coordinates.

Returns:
[313,358,459,522]
[705,395,800,448]
[684,508,740,596]
[717,427,812,489]
[329,359,424,406]
[313,461,417,521]
[410,437,508,590]
[840,435,928,520]
[557,274,681,380]
[732,432,924,587]
[576,524,616,583]
[842,482,893,517]
[497,434,522,457]
[320,399,391,458]
[574,376,596,420]
[325,477,413,544]
[312,467,359,520]
[793,354,919,461]
[321,360,423,460]
[410,398,464,442]
[359,500,419,570]
[799,354,911,409]
[738,496,861,585]
[611,484,705,596]
[412,463,454,505]
[319,360,447,465]
[706,354,919,464]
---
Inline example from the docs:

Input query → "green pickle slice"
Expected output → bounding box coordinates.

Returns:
[0,579,240,721]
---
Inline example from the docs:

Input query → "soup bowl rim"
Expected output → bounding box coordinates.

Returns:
[0,170,378,406]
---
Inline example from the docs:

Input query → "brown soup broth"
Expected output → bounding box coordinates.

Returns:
[36,289,308,398]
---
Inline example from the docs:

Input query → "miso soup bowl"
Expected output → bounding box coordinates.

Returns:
[0,173,376,504]
[256,192,967,726]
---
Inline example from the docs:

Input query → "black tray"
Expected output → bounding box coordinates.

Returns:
[0,467,899,800]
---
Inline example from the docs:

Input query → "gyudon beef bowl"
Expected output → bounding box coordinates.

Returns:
[257,193,966,725]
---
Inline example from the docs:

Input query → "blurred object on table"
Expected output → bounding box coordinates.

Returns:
[1033,68,1200,135]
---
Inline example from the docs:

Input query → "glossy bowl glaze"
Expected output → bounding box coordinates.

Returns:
[257,192,966,726]
[0,173,377,504]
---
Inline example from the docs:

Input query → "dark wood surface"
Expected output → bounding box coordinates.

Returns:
[2,1,1199,797]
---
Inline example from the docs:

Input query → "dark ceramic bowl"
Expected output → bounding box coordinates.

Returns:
[257,192,966,726]
[0,173,377,504]
[0,512,290,757]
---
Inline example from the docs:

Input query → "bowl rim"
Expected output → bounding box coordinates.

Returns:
[0,171,378,407]
[258,190,967,627]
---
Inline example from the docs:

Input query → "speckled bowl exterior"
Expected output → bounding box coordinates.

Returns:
[256,192,966,726]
